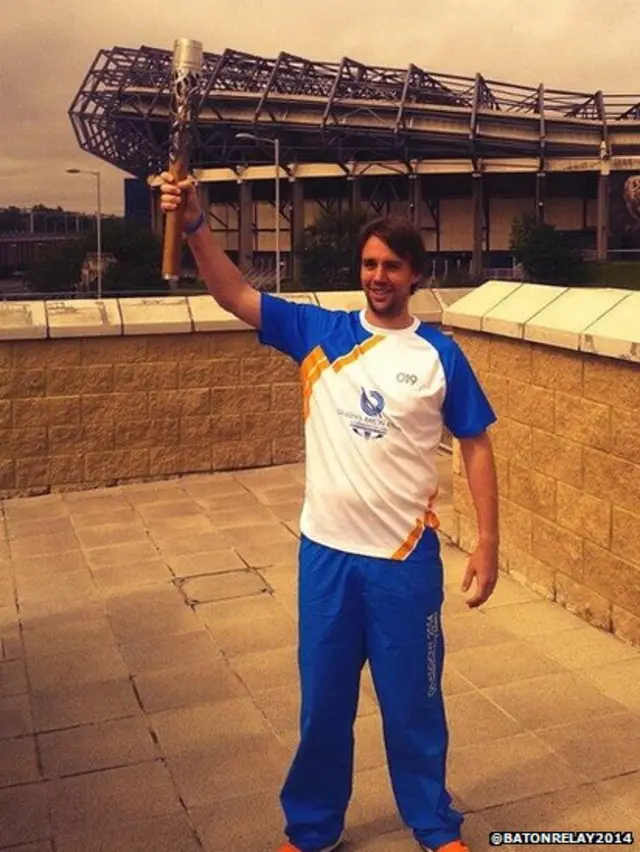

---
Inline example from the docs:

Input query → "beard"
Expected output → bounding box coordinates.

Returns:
[364,285,408,317]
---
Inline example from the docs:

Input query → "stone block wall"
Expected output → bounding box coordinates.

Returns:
[0,288,453,499]
[0,331,302,498]
[451,332,640,647]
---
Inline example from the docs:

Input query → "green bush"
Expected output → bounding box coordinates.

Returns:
[297,209,369,290]
[582,262,640,290]
[510,214,586,284]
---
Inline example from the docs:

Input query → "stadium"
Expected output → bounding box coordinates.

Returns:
[69,44,640,284]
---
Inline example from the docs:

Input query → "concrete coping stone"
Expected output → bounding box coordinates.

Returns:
[119,296,193,335]
[432,287,475,310]
[442,281,523,331]
[581,290,640,362]
[3,285,636,363]
[188,291,319,332]
[315,291,368,312]
[0,300,47,339]
[188,295,251,332]
[445,280,640,363]
[45,299,122,338]
[408,289,442,322]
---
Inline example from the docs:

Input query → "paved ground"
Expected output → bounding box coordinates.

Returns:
[0,451,639,852]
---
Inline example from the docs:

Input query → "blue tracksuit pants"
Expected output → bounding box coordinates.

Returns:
[280,534,463,852]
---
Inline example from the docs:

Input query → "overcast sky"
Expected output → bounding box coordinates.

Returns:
[2,0,638,215]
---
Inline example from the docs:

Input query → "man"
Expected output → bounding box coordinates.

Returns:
[160,174,499,852]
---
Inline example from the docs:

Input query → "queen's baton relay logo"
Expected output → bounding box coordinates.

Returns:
[337,388,391,440]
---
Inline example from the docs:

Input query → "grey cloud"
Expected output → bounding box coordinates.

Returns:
[1,0,639,213]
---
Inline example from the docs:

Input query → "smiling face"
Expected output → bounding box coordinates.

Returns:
[360,234,421,327]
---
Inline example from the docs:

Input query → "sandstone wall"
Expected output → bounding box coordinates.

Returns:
[0,288,453,498]
[445,283,640,646]
[0,332,302,497]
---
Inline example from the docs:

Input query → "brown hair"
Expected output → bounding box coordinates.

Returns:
[355,216,426,293]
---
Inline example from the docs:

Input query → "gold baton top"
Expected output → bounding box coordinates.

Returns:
[172,38,203,74]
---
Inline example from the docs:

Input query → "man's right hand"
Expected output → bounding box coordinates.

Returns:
[160,172,202,231]
[157,171,262,328]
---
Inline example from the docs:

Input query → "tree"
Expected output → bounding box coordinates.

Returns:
[510,214,586,284]
[26,219,168,295]
[297,208,370,290]
[98,219,166,294]
[26,241,87,295]
[0,206,27,233]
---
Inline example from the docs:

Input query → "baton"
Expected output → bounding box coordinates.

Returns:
[162,37,203,283]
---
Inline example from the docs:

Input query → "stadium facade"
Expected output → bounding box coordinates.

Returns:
[70,45,640,282]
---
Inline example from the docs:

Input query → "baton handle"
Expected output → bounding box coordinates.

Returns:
[162,155,188,282]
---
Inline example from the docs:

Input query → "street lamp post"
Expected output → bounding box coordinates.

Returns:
[235,133,281,294]
[66,168,102,299]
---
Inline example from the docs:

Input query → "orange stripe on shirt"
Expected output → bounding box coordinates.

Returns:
[391,491,440,561]
[300,345,330,420]
[332,334,385,373]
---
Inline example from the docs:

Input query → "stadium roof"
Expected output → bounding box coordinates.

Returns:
[69,44,640,180]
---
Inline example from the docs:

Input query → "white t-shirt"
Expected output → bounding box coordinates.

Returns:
[259,293,496,562]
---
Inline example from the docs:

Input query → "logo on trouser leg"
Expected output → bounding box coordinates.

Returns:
[426,612,440,697]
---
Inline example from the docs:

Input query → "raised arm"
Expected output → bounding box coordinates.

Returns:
[160,174,261,329]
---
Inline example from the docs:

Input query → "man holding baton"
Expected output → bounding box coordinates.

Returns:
[160,174,499,852]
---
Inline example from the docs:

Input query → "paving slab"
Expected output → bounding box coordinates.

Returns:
[26,645,128,692]
[0,693,33,739]
[90,561,173,593]
[5,842,54,852]
[447,732,587,811]
[134,658,246,713]
[46,760,183,835]
[348,766,410,839]
[119,629,221,675]
[150,532,228,557]
[0,659,28,697]
[230,645,299,693]
[527,623,640,670]
[0,451,638,851]
[11,550,89,579]
[74,523,150,550]
[30,678,141,732]
[22,616,116,658]
[201,599,298,656]
[83,540,162,570]
[190,791,284,852]
[575,656,640,713]
[0,620,23,661]
[107,604,202,644]
[55,813,203,852]
[143,514,216,537]
[447,639,566,688]
[7,517,77,541]
[0,782,50,848]
[181,570,268,604]
[38,715,158,778]
[484,781,639,835]
[14,570,98,606]
[166,548,247,578]
[208,506,280,529]
[234,538,301,568]
[600,772,640,825]
[150,696,272,757]
[532,711,640,782]
[0,735,40,787]
[482,670,626,729]
[445,690,526,748]
[167,736,287,808]
[218,522,297,549]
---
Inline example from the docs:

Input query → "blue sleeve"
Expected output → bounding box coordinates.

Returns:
[441,339,496,438]
[257,293,334,363]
